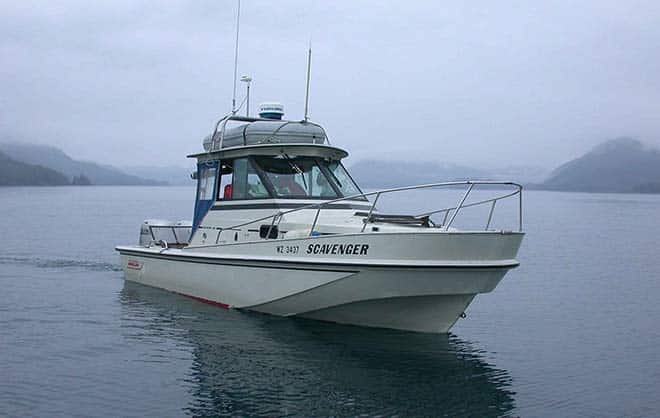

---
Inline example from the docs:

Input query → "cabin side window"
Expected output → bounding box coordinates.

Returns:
[217,161,234,200]
[192,160,219,233]
[197,163,217,201]
[232,158,269,199]
[217,158,271,200]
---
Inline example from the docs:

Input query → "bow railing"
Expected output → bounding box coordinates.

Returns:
[188,180,522,248]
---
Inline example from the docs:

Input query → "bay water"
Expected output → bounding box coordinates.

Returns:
[1,186,659,417]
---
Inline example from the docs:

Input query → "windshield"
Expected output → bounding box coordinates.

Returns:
[325,161,363,198]
[253,156,338,199]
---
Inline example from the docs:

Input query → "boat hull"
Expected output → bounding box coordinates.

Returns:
[299,295,475,333]
[117,232,521,333]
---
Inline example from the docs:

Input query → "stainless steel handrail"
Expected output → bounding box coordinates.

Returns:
[416,188,520,217]
[415,188,522,230]
[147,225,192,245]
[444,183,474,230]
[210,114,230,151]
[189,180,523,247]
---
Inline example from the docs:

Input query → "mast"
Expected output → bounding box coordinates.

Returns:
[303,45,312,122]
[231,0,241,114]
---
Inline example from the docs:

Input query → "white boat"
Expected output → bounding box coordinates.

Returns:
[116,104,524,333]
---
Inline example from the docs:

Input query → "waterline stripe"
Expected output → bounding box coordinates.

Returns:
[173,291,230,309]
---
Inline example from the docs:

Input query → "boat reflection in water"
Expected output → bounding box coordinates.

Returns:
[120,281,516,416]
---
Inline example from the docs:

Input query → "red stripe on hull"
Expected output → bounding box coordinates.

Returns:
[173,291,230,309]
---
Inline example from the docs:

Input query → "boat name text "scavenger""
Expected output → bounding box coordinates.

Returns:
[306,243,369,256]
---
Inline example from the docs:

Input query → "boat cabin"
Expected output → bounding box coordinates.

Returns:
[187,114,371,246]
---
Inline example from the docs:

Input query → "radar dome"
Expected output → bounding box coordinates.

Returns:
[258,102,284,120]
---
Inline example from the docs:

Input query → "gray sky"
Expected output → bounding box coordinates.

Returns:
[2,0,660,169]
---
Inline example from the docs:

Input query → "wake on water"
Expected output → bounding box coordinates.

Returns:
[0,255,122,272]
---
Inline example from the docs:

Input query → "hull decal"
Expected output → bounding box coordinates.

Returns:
[126,259,143,270]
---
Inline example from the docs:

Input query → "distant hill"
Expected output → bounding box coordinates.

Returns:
[541,138,660,193]
[349,160,487,188]
[121,165,194,186]
[0,143,165,186]
[0,150,70,186]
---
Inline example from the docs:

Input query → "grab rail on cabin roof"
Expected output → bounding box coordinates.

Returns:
[188,180,523,248]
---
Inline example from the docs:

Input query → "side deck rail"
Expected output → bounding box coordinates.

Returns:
[192,180,523,246]
[146,224,192,247]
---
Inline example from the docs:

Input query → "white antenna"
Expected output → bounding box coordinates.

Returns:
[231,0,241,114]
[240,75,252,117]
[303,43,312,122]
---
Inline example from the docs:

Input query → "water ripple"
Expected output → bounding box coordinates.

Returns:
[0,255,121,272]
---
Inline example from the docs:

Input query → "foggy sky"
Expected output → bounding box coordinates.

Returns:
[2,0,660,170]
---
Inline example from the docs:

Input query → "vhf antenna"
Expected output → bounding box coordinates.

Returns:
[231,0,241,114]
[303,42,312,122]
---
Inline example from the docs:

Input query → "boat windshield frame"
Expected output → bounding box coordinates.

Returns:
[246,155,367,201]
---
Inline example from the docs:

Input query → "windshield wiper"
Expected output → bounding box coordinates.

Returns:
[283,154,308,190]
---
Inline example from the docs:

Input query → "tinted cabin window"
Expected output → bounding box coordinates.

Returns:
[253,156,338,199]
[232,158,269,199]
[217,161,233,200]
[326,161,363,198]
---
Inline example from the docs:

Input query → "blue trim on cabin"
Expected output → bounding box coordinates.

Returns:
[191,160,219,237]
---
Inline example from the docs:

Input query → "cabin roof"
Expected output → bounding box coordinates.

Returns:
[188,143,349,162]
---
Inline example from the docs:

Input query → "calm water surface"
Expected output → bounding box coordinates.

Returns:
[1,186,659,417]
